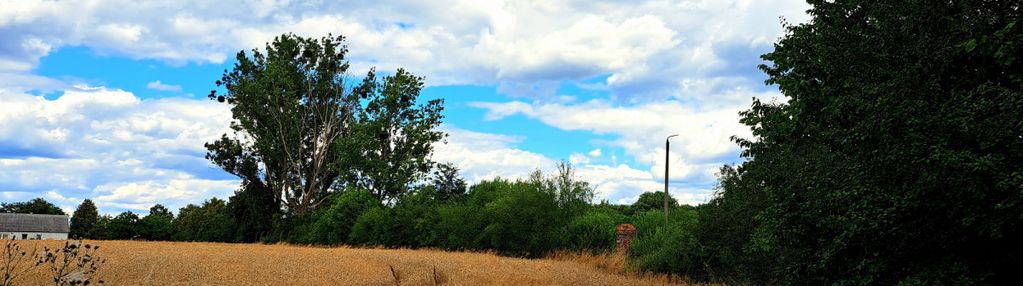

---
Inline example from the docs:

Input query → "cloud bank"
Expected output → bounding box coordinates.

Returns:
[0,0,809,98]
[0,87,236,213]
[0,87,708,213]
[0,0,812,211]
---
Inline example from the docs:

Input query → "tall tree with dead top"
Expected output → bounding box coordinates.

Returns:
[206,34,365,215]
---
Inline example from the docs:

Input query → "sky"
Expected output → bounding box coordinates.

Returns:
[0,0,811,215]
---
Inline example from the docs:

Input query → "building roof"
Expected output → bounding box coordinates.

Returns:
[0,213,70,233]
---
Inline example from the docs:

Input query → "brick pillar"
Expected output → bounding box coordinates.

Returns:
[615,223,636,256]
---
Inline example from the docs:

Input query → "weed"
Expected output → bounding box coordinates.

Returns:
[388,264,400,286]
[36,240,105,286]
[2,239,35,286]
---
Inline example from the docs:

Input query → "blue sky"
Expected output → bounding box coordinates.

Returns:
[0,0,810,215]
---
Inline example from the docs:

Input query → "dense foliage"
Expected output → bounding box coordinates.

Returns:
[307,188,381,244]
[173,198,234,242]
[698,0,1023,284]
[629,208,700,276]
[630,190,678,215]
[346,68,446,201]
[205,34,360,216]
[205,33,445,217]
[69,199,98,238]
[226,182,277,242]
[48,166,681,260]
[0,198,64,215]
[138,204,174,241]
[565,206,625,252]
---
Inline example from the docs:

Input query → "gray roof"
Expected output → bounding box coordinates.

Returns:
[0,213,70,233]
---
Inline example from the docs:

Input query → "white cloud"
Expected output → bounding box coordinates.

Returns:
[569,153,590,165]
[575,163,713,206]
[0,73,67,92]
[0,87,718,212]
[146,80,183,92]
[0,87,718,210]
[0,87,237,214]
[432,125,717,205]
[0,0,810,97]
[93,179,237,209]
[0,0,813,209]
[469,95,782,187]
[432,125,553,182]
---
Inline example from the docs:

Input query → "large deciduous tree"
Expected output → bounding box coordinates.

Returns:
[708,1,1022,284]
[346,68,445,200]
[207,33,445,212]
[206,34,362,215]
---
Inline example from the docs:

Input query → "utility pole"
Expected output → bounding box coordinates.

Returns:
[665,134,678,222]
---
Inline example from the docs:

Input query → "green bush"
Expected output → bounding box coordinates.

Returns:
[307,188,381,245]
[478,181,566,257]
[348,207,395,246]
[629,209,665,239]
[173,198,234,242]
[434,178,515,251]
[630,192,678,215]
[566,209,624,252]
[630,221,701,276]
[435,203,486,250]
[389,190,441,247]
[265,214,315,244]
[227,182,278,243]
[628,208,703,279]
[434,178,576,257]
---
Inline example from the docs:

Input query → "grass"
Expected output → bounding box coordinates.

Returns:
[11,240,691,285]
[547,251,695,285]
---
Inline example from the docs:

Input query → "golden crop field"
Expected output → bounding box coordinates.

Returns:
[10,240,689,286]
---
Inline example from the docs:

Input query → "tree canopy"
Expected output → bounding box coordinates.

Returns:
[346,68,445,201]
[139,204,175,241]
[69,199,99,238]
[429,162,467,202]
[206,34,361,216]
[0,198,64,215]
[631,191,678,214]
[206,33,445,215]
[106,211,140,240]
[704,0,1023,284]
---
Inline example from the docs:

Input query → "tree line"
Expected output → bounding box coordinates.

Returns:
[4,168,690,263]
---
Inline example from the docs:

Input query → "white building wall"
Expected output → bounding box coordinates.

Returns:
[0,232,68,240]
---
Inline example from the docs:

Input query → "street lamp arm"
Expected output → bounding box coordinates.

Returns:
[666,134,679,142]
[664,134,679,222]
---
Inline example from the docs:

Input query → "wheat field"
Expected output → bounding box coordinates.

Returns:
[10,240,687,286]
